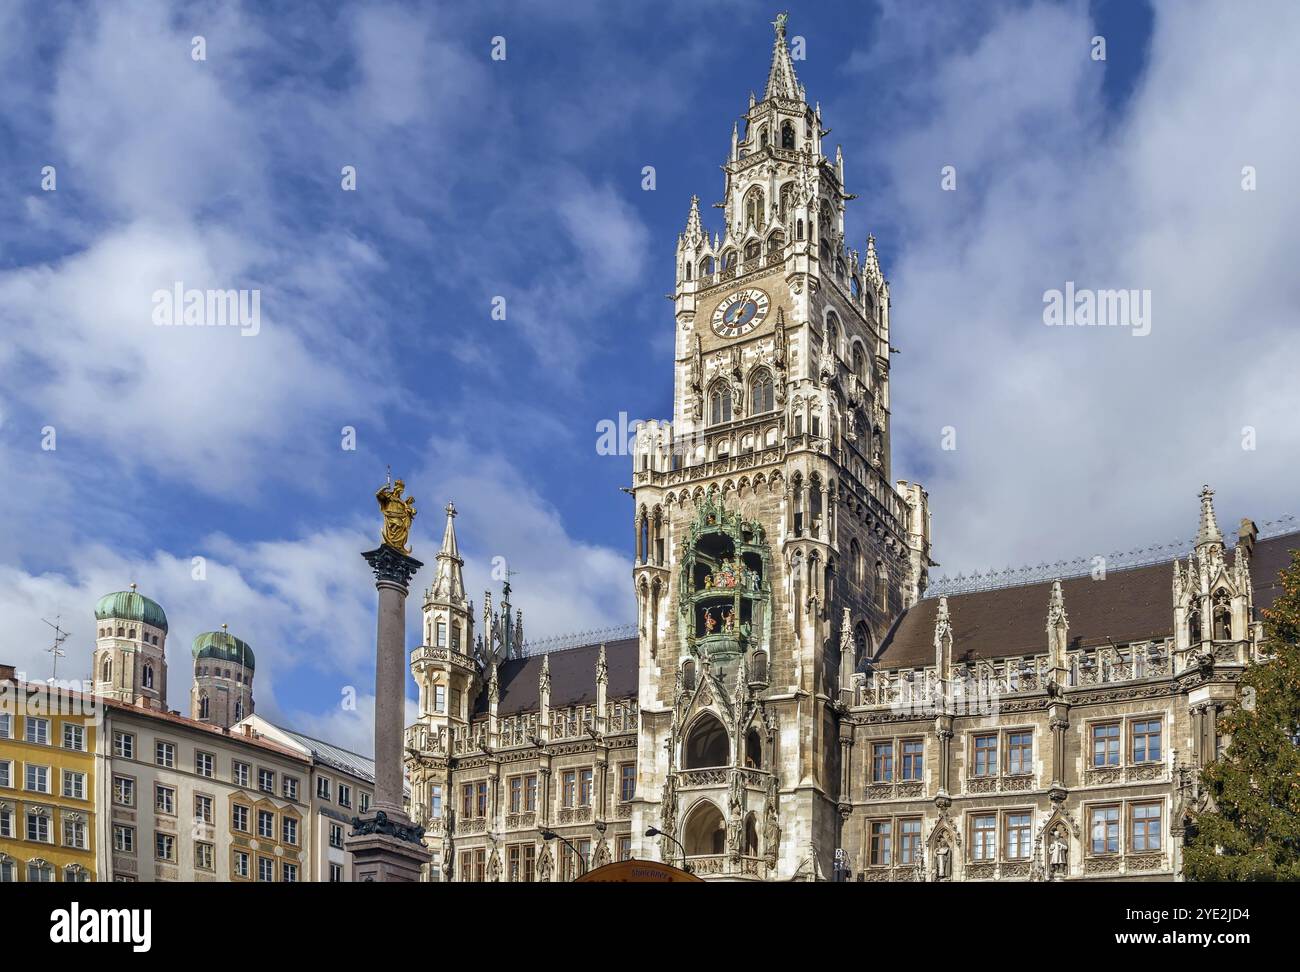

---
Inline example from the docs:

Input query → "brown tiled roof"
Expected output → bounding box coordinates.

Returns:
[876,531,1300,671]
[103,698,311,763]
[474,637,638,717]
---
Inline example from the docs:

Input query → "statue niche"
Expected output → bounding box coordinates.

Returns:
[680,491,773,686]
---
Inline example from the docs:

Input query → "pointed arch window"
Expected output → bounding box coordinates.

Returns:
[744,239,761,262]
[1188,602,1202,643]
[684,714,729,769]
[199,695,209,720]
[851,538,864,587]
[750,369,775,414]
[759,126,769,150]
[825,313,839,357]
[852,344,867,383]
[234,699,243,721]
[722,249,738,270]
[702,256,714,276]
[101,657,112,683]
[781,121,795,149]
[708,381,733,426]
[142,664,154,690]
[767,229,785,253]
[1212,590,1232,640]
[684,261,692,281]
[876,561,888,612]
[744,186,765,228]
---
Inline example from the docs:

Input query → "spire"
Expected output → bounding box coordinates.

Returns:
[1195,484,1223,548]
[682,194,704,248]
[863,234,882,289]
[764,12,800,102]
[933,596,953,678]
[596,643,608,684]
[429,501,465,603]
[1046,579,1069,669]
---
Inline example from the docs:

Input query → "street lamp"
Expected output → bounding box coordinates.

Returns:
[645,826,691,872]
[540,830,586,878]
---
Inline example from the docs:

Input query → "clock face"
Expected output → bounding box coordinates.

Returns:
[711,288,770,338]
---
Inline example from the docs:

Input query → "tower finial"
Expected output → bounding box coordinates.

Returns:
[764,12,800,102]
[1196,484,1223,548]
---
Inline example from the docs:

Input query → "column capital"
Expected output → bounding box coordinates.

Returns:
[363,544,424,590]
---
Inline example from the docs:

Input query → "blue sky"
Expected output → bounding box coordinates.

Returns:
[2,0,1298,754]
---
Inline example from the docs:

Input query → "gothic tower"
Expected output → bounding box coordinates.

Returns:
[631,14,932,880]
[92,584,170,710]
[190,625,256,728]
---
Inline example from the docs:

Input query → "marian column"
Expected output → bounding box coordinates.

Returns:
[347,477,431,882]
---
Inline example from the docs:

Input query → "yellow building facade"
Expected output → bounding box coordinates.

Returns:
[0,667,98,882]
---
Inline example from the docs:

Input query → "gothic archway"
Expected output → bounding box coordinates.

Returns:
[683,713,729,769]
[683,800,726,856]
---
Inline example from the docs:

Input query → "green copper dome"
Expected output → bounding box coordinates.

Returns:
[94,589,169,632]
[192,630,256,671]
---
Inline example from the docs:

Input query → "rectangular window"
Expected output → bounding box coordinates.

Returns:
[113,731,134,759]
[282,776,299,801]
[330,823,343,849]
[196,752,214,778]
[338,783,352,809]
[113,775,135,807]
[618,836,632,862]
[579,768,593,806]
[619,763,636,803]
[257,809,275,839]
[972,814,997,861]
[283,816,298,846]
[234,851,250,879]
[63,818,87,849]
[233,762,250,787]
[1005,813,1032,860]
[1090,805,1121,855]
[434,685,446,713]
[1091,724,1121,768]
[317,776,331,800]
[195,794,213,824]
[257,856,274,882]
[436,620,447,647]
[359,792,370,813]
[196,841,215,871]
[258,769,275,793]
[25,717,50,745]
[507,844,521,881]
[429,784,442,819]
[871,742,894,783]
[509,776,522,814]
[27,812,50,843]
[155,784,175,815]
[25,764,50,793]
[1007,732,1033,776]
[461,783,473,818]
[562,770,577,808]
[0,760,9,789]
[475,781,487,818]
[869,820,892,866]
[899,818,922,865]
[232,805,250,833]
[113,825,134,853]
[62,723,85,752]
[155,832,175,862]
[524,775,537,812]
[282,862,299,883]
[899,739,924,782]
[0,807,12,838]
[155,741,175,768]
[1131,803,1163,852]
[0,713,9,738]
[62,770,86,800]
[972,735,998,777]
[329,863,343,882]
[1132,720,1162,764]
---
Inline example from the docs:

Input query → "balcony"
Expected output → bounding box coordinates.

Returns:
[404,723,448,757]
[684,854,768,880]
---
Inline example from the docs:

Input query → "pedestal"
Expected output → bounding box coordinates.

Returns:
[346,543,428,881]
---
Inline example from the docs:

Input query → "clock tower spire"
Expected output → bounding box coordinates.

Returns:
[632,13,932,881]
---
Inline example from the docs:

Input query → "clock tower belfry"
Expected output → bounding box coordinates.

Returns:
[630,13,934,881]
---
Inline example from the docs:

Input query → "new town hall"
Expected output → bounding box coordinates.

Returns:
[4,17,1292,885]
[400,17,1297,882]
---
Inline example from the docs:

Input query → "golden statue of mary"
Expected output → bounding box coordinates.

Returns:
[376,479,417,553]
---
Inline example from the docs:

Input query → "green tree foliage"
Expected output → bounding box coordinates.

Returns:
[1184,550,1300,880]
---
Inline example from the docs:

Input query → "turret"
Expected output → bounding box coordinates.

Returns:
[191,624,255,727]
[92,584,169,711]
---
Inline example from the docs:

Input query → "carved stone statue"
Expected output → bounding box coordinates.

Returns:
[376,478,417,553]
[935,839,951,879]
[1049,829,1069,877]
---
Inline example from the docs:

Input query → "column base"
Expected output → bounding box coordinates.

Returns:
[346,811,430,883]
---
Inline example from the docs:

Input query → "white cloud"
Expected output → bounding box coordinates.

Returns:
[852,0,1300,574]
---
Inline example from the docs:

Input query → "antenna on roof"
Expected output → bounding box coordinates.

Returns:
[41,615,70,682]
